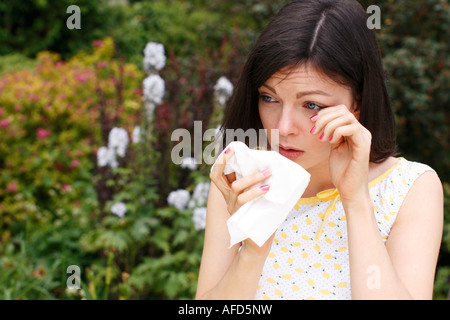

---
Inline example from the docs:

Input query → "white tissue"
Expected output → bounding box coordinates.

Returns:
[211,141,311,247]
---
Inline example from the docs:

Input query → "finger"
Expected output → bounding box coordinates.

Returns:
[310,105,355,137]
[235,183,270,208]
[328,123,362,145]
[209,146,235,192]
[225,172,236,185]
[318,113,357,142]
[228,168,272,211]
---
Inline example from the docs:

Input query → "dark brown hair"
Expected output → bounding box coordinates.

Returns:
[221,0,396,163]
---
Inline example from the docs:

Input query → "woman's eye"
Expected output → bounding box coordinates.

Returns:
[305,102,324,111]
[259,94,277,103]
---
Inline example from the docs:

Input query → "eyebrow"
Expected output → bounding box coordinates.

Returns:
[261,84,331,99]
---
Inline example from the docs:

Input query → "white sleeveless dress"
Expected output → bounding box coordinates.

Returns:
[254,157,436,300]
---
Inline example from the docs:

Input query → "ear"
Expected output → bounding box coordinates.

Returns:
[353,108,361,121]
[352,98,361,121]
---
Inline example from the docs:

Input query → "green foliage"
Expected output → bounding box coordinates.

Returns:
[0,235,60,300]
[0,0,107,58]
[0,37,144,299]
[0,37,141,240]
[0,54,36,77]
[126,206,204,299]
[105,1,224,66]
[356,0,450,180]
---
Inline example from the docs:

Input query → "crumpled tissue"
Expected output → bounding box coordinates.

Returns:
[211,141,311,247]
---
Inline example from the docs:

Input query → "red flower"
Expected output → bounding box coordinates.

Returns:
[55,162,65,172]
[36,128,51,139]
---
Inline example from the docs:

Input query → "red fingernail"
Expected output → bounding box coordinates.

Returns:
[262,169,271,176]
[320,133,324,140]
[310,114,318,121]
[260,185,269,191]
[329,135,333,142]
[310,126,316,134]
[224,148,231,154]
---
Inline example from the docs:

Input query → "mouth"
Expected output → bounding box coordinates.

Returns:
[278,144,305,160]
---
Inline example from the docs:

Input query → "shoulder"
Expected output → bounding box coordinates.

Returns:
[397,158,441,195]
[392,158,443,230]
[369,157,442,237]
[369,156,438,189]
[400,163,443,210]
[379,156,442,204]
[383,159,443,299]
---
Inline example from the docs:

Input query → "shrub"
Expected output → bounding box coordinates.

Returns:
[0,37,142,299]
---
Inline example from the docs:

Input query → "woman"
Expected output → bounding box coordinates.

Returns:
[196,0,443,300]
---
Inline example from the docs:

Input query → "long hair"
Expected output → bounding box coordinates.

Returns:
[221,0,396,162]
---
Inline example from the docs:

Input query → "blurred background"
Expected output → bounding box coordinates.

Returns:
[0,0,448,299]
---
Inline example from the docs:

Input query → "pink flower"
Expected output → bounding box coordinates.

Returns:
[74,73,89,83]
[36,128,51,139]
[6,181,18,193]
[0,119,11,128]
[96,61,107,69]
[93,40,103,47]
[70,158,80,169]
[28,94,39,102]
[62,183,70,192]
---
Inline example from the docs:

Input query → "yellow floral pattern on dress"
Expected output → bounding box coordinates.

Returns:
[254,158,434,300]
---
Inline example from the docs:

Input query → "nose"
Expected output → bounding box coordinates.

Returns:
[277,107,299,137]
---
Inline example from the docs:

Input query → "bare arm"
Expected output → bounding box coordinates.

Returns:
[195,148,274,299]
[345,171,443,299]
[312,105,443,299]
[195,183,266,299]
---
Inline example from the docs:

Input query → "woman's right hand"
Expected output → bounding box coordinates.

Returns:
[209,145,274,255]
[209,146,272,216]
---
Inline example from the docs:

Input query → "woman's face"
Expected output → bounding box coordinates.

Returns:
[258,64,357,171]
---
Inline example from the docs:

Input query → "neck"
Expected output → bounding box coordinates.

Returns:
[302,159,335,197]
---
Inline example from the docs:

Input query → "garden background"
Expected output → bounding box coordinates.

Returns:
[0,0,448,300]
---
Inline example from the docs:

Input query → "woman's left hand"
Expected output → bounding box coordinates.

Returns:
[310,104,372,203]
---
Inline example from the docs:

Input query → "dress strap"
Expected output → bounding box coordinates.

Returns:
[314,188,340,241]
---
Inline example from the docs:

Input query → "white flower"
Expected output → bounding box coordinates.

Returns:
[143,74,165,105]
[111,202,127,217]
[108,127,129,157]
[143,42,166,72]
[97,146,110,167]
[214,76,233,105]
[97,146,118,168]
[180,157,197,170]
[132,126,141,144]
[144,101,156,121]
[167,189,190,210]
[192,207,207,230]
[188,182,210,208]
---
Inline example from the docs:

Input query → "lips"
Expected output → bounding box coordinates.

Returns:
[278,144,304,160]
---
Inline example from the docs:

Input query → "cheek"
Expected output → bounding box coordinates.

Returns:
[258,106,274,131]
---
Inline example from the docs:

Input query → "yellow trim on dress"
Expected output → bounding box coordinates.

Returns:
[297,157,405,205]
[293,157,406,241]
